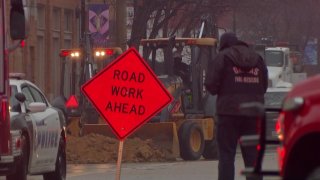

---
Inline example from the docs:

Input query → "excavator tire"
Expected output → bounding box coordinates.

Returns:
[178,121,205,160]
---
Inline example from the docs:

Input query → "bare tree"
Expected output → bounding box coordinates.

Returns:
[233,0,320,52]
[128,0,231,49]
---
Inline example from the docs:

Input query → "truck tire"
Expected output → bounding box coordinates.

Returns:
[6,135,28,180]
[307,167,320,180]
[178,121,205,160]
[43,138,66,180]
[202,138,218,160]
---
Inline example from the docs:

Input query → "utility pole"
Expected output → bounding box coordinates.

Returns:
[78,0,87,116]
[233,0,239,33]
[116,0,127,50]
[60,56,66,96]
[79,0,86,86]
[233,9,236,33]
[78,0,100,125]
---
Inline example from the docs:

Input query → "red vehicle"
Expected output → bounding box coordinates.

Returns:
[0,0,26,178]
[240,74,320,180]
[276,74,320,179]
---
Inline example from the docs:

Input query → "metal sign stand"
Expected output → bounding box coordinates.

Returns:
[115,140,124,180]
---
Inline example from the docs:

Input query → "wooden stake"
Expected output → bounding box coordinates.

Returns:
[115,140,124,180]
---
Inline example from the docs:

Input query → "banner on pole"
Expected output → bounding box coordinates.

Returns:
[88,4,109,47]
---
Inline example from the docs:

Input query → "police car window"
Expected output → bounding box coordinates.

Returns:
[9,85,20,112]
[29,86,47,106]
[21,86,35,109]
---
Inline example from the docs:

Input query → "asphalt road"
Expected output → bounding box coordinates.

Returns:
[0,150,281,180]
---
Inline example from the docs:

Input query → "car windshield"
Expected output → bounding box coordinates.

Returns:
[265,51,284,67]
[264,91,288,108]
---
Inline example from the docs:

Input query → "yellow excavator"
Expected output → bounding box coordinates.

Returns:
[71,36,220,161]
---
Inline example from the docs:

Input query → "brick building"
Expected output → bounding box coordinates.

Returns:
[9,0,80,101]
[8,0,127,102]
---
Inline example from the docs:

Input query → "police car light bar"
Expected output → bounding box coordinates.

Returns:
[9,73,26,79]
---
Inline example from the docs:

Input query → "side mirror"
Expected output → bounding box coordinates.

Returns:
[15,92,26,102]
[10,0,26,40]
[28,102,46,113]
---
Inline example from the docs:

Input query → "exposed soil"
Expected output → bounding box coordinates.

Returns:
[66,133,176,164]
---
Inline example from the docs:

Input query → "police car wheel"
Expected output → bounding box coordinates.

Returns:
[43,138,66,180]
[6,135,28,180]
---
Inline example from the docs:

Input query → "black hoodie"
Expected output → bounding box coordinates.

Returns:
[205,33,268,116]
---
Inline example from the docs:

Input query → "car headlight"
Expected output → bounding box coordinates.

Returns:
[282,97,304,112]
[276,97,304,141]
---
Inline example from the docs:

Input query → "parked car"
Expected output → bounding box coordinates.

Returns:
[264,87,291,140]
[1,73,67,180]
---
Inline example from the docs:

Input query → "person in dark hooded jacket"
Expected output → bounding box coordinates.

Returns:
[205,33,268,180]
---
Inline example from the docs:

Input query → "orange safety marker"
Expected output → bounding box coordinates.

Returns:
[65,95,79,108]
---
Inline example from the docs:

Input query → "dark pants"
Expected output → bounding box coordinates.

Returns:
[217,115,260,180]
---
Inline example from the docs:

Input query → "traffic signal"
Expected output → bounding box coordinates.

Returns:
[10,0,26,40]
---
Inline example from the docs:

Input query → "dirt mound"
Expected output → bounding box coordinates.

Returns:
[66,133,176,164]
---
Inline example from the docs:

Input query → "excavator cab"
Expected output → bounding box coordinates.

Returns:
[140,37,218,119]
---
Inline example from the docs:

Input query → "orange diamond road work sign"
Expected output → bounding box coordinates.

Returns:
[81,48,173,140]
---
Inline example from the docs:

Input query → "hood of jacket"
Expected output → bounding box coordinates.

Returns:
[224,41,260,71]
[219,32,238,51]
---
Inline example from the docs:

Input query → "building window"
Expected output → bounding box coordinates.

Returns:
[64,39,72,96]
[52,7,61,30]
[64,9,73,32]
[52,37,61,96]
[37,36,45,90]
[37,4,45,29]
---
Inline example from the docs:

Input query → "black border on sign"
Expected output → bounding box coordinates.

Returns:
[81,47,173,140]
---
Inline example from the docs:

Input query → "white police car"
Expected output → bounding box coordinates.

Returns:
[7,73,66,180]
